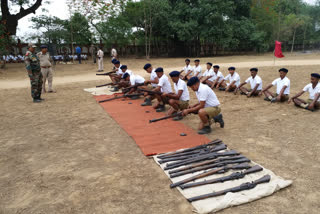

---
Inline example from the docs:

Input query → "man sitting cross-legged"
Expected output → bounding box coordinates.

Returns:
[235,68,262,97]
[153,67,173,112]
[200,62,214,86]
[162,71,190,121]
[260,68,290,103]
[210,65,225,90]
[180,59,193,80]
[182,77,224,135]
[288,73,320,111]
[141,63,158,106]
[219,67,240,92]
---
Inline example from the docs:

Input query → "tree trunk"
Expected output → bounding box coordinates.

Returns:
[291,28,296,53]
[302,26,307,52]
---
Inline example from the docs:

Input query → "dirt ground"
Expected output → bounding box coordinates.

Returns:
[0,53,320,214]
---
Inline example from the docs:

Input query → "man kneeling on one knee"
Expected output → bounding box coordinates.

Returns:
[289,73,320,111]
[162,71,190,121]
[182,77,224,135]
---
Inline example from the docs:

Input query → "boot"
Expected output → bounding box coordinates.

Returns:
[173,115,183,121]
[33,98,41,103]
[141,98,152,106]
[111,87,119,92]
[218,87,226,91]
[156,105,165,112]
[213,114,224,128]
[198,126,212,135]
[130,95,140,100]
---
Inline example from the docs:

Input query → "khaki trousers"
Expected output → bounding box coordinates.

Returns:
[41,67,53,91]
[98,58,104,71]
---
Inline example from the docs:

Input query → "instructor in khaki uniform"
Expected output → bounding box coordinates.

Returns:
[97,46,104,72]
[37,45,55,93]
[25,43,44,103]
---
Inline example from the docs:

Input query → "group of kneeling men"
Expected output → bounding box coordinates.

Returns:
[103,58,320,135]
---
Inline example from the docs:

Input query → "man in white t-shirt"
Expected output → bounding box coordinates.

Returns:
[108,60,123,91]
[200,62,214,86]
[260,68,290,103]
[180,59,193,80]
[122,72,145,97]
[152,67,173,112]
[163,71,190,121]
[289,73,320,111]
[210,65,225,89]
[111,47,117,60]
[220,67,240,92]
[183,77,224,135]
[141,63,159,106]
[235,68,262,97]
[97,46,104,72]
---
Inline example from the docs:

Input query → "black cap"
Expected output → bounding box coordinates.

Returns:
[120,65,127,70]
[228,67,236,71]
[111,59,117,64]
[169,71,180,77]
[213,65,220,69]
[185,59,190,62]
[122,73,130,79]
[194,59,200,62]
[155,67,164,73]
[40,45,48,49]
[207,62,212,66]
[144,63,152,70]
[114,60,120,65]
[187,76,200,86]
[311,73,320,78]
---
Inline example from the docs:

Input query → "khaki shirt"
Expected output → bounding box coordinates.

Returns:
[37,52,52,67]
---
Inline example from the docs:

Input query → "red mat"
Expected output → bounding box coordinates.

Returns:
[95,94,211,156]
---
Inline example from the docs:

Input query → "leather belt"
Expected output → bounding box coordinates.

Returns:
[41,66,51,68]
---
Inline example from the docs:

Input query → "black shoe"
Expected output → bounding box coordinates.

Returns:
[240,91,246,95]
[141,98,152,106]
[270,98,277,103]
[219,87,226,91]
[213,114,224,128]
[198,126,212,135]
[130,95,140,100]
[173,115,183,121]
[156,105,165,112]
[264,97,271,101]
[111,87,119,92]
[33,99,41,103]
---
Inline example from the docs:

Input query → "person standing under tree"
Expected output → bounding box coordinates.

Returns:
[75,46,81,64]
[111,46,117,60]
[97,46,104,72]
[25,43,44,103]
[37,45,55,93]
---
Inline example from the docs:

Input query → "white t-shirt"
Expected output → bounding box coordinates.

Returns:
[150,69,158,87]
[111,48,117,57]
[193,65,202,77]
[116,64,123,75]
[272,76,290,95]
[122,69,133,78]
[212,71,224,82]
[196,83,220,107]
[174,79,190,101]
[97,49,104,57]
[158,74,172,93]
[303,83,320,101]
[130,74,145,86]
[224,72,240,87]
[183,64,192,75]
[245,75,263,90]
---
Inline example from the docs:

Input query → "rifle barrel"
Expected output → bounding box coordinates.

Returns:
[149,112,182,123]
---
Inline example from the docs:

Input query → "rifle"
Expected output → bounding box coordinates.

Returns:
[96,71,116,76]
[149,112,183,123]
[168,155,246,174]
[169,158,250,178]
[164,150,239,170]
[187,174,271,202]
[158,143,227,164]
[98,93,144,103]
[170,163,251,188]
[157,139,222,159]
[96,82,116,88]
[122,83,145,93]
[180,165,263,189]
[138,88,162,95]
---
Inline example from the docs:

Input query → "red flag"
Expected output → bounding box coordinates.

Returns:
[274,41,284,58]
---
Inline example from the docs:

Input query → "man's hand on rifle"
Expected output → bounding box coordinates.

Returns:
[182,109,190,116]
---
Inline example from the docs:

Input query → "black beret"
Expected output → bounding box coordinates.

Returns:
[155,67,164,73]
[187,76,200,86]
[279,68,288,73]
[185,59,190,62]
[122,72,130,79]
[311,73,320,78]
[207,62,213,66]
[40,45,48,49]
[213,65,220,69]
[194,59,200,62]
[250,68,258,72]
[114,60,120,65]
[169,71,180,77]
[120,65,127,70]
[228,67,236,70]
[143,63,152,70]
[111,59,117,63]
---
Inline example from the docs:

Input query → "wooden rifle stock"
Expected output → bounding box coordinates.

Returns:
[98,93,143,103]
[96,82,115,88]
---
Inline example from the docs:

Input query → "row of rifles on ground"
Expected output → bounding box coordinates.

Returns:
[157,139,271,202]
